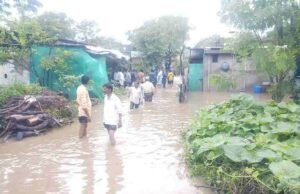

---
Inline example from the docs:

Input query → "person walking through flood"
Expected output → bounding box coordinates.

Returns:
[143,77,155,102]
[118,71,125,87]
[76,75,92,138]
[149,69,157,87]
[102,83,123,145]
[157,69,163,87]
[128,81,143,109]
[125,69,131,87]
[167,71,174,86]
[138,69,145,83]
[130,69,137,85]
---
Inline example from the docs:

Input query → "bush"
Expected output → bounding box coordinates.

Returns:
[0,83,43,106]
[184,94,300,194]
[46,101,77,124]
[209,73,237,91]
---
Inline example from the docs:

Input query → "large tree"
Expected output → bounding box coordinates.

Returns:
[36,12,75,41]
[15,0,42,18]
[195,35,226,48]
[91,36,123,50]
[0,0,10,14]
[0,0,42,17]
[128,16,189,69]
[75,20,100,43]
[1,11,76,68]
[220,0,300,46]
[220,0,300,101]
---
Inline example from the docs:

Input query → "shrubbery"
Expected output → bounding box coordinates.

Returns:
[185,94,300,194]
[0,83,42,106]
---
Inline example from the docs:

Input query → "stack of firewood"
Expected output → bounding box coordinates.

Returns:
[0,92,69,141]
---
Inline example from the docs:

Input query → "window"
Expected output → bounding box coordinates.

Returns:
[212,54,218,63]
[4,74,7,79]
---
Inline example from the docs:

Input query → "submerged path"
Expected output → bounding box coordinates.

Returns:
[0,88,268,194]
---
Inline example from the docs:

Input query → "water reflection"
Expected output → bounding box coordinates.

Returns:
[81,139,95,194]
[105,146,123,194]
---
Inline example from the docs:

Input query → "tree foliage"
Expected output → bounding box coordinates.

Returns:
[220,0,299,44]
[0,0,10,14]
[15,0,42,18]
[91,36,123,50]
[220,0,300,102]
[128,16,189,68]
[36,12,75,41]
[75,20,100,43]
[195,35,226,48]
[0,0,121,91]
[40,49,79,90]
[0,0,42,17]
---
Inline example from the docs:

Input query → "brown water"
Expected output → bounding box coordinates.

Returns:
[0,88,270,194]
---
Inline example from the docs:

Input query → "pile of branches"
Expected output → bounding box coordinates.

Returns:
[0,92,69,141]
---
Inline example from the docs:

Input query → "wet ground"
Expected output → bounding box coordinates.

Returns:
[0,88,270,194]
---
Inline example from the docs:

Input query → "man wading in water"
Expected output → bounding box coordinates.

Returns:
[76,75,92,138]
[102,83,123,145]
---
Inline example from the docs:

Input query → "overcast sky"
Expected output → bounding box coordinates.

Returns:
[40,0,232,46]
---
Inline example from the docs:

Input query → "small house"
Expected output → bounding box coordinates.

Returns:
[188,48,260,92]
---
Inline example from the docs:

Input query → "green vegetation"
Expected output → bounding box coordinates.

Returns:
[40,49,81,92]
[209,73,237,91]
[185,94,300,194]
[128,16,189,68]
[46,101,78,123]
[0,0,123,83]
[0,83,42,106]
[114,87,127,97]
[220,0,300,102]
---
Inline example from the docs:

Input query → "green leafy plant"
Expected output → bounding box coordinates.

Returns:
[40,49,81,93]
[209,73,237,91]
[113,86,127,97]
[0,83,42,106]
[184,94,300,194]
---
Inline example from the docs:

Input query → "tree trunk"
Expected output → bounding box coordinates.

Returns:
[26,117,41,126]
[16,119,50,131]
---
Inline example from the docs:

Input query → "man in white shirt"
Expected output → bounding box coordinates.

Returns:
[143,77,155,102]
[174,75,183,94]
[118,71,125,87]
[114,71,119,82]
[103,83,123,145]
[76,75,92,138]
[128,81,143,109]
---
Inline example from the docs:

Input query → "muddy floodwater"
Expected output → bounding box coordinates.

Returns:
[0,88,270,194]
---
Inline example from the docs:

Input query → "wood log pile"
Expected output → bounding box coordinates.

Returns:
[0,92,70,141]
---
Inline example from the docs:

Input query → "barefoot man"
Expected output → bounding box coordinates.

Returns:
[76,75,92,138]
[102,83,123,145]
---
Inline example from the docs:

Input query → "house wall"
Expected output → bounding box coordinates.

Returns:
[203,54,260,91]
[0,62,29,85]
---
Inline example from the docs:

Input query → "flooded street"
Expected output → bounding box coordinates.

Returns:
[0,88,269,194]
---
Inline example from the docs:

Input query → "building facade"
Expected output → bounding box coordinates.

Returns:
[189,48,261,92]
[0,62,29,85]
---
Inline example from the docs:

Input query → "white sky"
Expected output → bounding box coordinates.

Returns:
[40,0,233,46]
